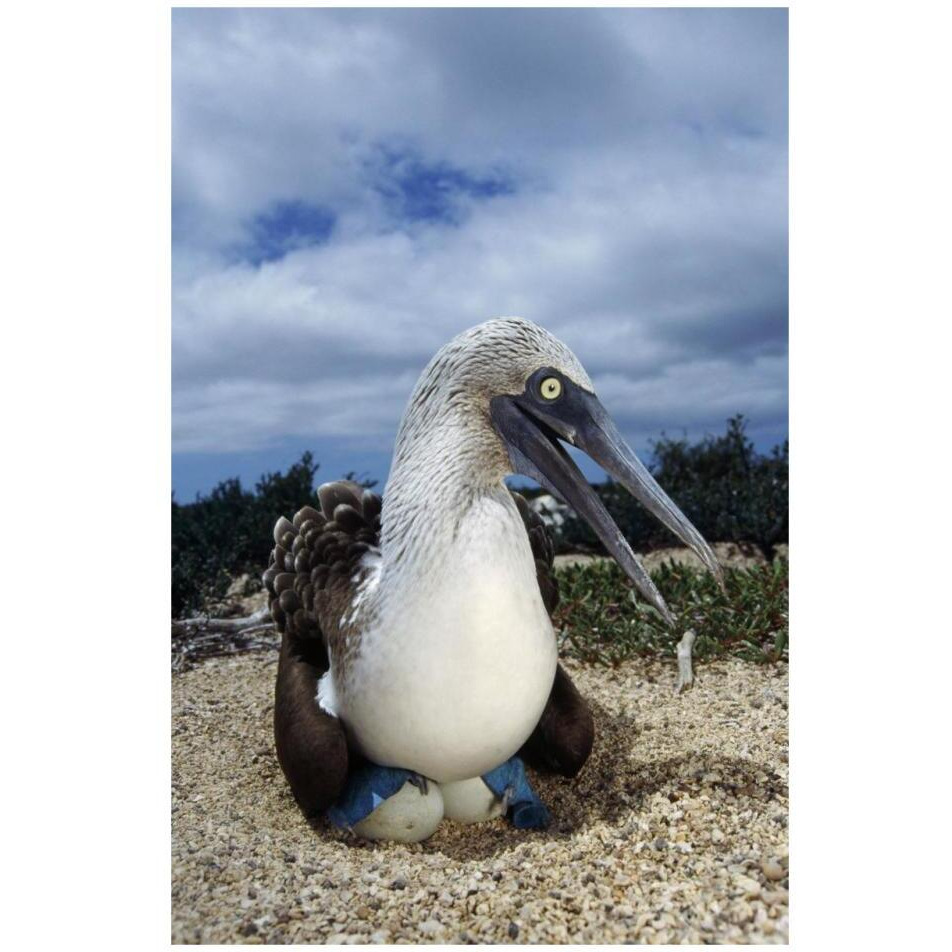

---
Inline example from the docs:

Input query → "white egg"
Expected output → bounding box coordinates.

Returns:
[440,777,506,824]
[352,780,444,843]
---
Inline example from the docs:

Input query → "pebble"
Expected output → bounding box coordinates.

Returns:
[735,875,762,897]
[761,858,786,881]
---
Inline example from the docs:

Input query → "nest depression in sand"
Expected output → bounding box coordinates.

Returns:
[172,649,788,944]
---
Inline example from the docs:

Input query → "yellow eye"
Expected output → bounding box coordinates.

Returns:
[539,376,562,400]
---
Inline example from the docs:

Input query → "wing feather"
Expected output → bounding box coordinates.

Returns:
[266,480,382,818]
[264,480,381,660]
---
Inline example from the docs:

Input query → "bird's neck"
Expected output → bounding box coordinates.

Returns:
[380,409,511,575]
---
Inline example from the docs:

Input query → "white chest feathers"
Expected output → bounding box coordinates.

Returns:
[332,492,558,783]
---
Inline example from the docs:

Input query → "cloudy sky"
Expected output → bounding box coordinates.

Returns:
[172,7,787,501]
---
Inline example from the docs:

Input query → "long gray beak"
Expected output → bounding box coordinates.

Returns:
[490,376,723,626]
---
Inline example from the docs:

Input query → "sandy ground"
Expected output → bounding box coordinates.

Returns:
[172,651,788,944]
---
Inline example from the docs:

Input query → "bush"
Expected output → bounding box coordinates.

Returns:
[556,557,789,665]
[559,415,788,557]
[172,452,327,618]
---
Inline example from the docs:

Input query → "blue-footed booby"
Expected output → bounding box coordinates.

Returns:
[266,317,722,842]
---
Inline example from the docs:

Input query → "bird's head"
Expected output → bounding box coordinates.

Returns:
[427,317,724,625]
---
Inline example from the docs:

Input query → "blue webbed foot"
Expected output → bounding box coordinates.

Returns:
[326,763,415,829]
[327,763,444,843]
[481,756,551,830]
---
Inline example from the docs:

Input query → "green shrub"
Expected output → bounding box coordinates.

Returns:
[555,558,789,665]
[172,452,330,617]
[559,415,788,557]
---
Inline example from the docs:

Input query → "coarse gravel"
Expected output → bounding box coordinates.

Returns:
[172,652,788,944]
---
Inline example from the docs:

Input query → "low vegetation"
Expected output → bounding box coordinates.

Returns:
[555,558,788,665]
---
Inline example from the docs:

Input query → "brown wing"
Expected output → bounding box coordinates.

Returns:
[511,491,595,778]
[264,480,381,654]
[264,480,382,818]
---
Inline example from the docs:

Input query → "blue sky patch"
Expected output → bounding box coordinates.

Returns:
[372,148,515,225]
[240,200,336,265]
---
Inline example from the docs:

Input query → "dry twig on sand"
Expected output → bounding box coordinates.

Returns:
[172,607,276,671]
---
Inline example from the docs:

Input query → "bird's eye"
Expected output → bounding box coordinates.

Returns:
[539,376,562,401]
